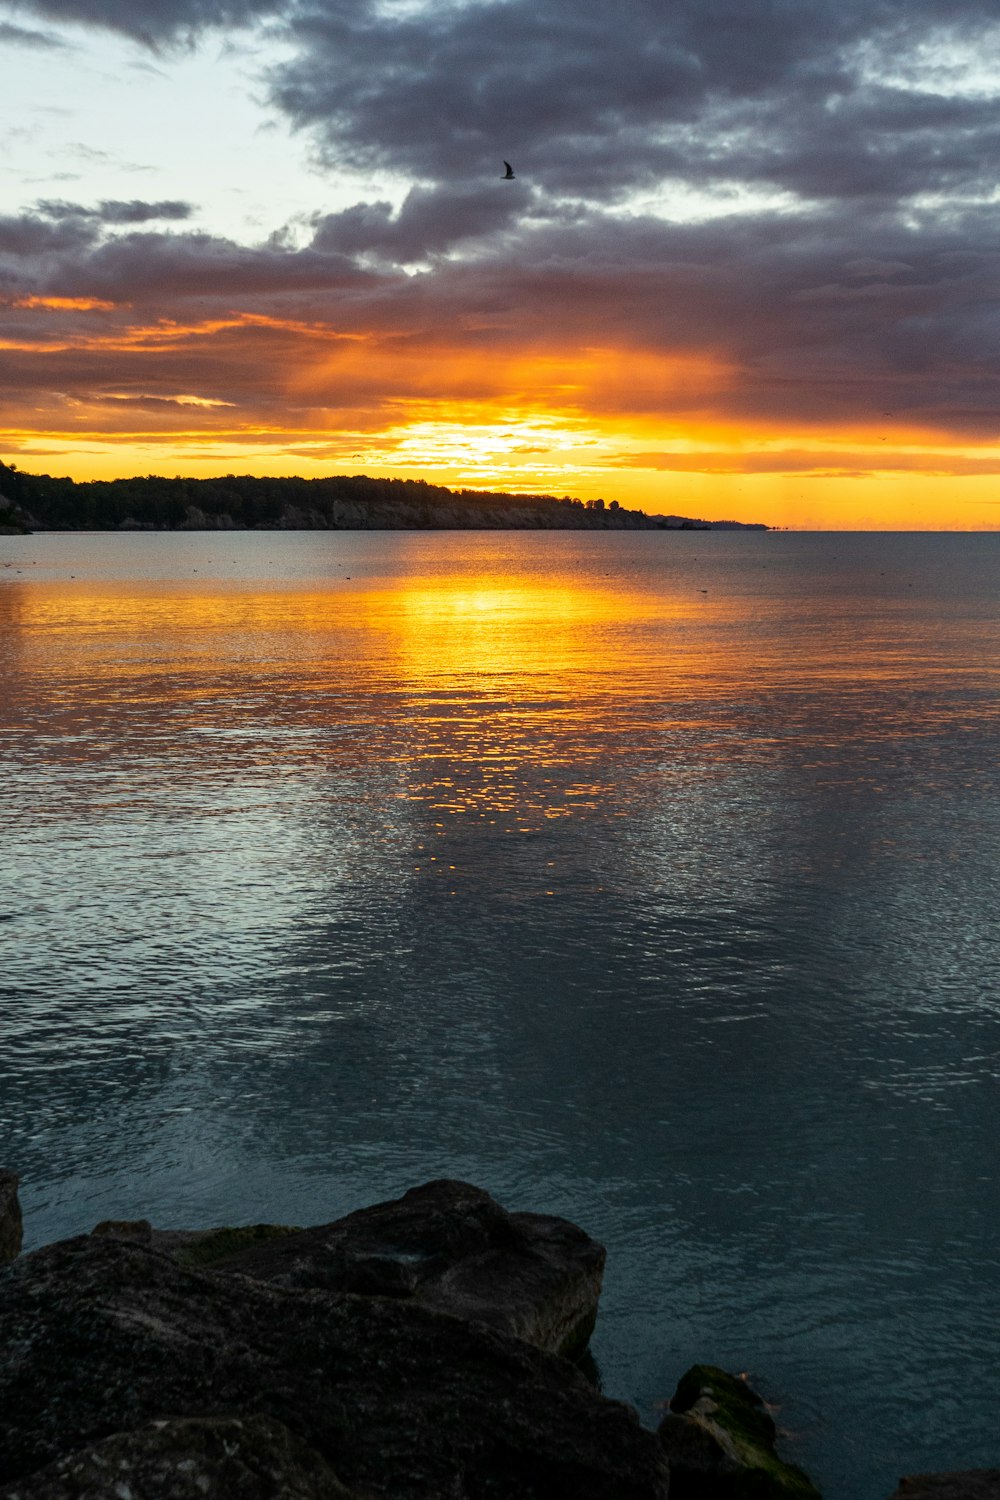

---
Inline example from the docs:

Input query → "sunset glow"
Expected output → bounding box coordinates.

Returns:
[2,2,999,528]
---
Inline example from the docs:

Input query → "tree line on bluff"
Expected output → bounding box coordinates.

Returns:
[0,461,763,532]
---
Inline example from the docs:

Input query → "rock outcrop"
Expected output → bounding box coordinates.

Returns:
[198,1178,604,1360]
[0,1416,367,1500]
[658,1364,820,1498]
[887,1475,1000,1499]
[90,1216,301,1265]
[9,1172,994,1499]
[0,1224,669,1499]
[0,1173,21,1265]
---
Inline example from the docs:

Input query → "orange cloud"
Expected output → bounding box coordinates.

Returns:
[1,296,999,529]
[12,295,119,312]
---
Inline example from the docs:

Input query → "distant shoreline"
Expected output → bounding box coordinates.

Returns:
[0,460,767,535]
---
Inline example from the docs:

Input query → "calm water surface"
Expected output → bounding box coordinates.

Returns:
[2,529,999,1498]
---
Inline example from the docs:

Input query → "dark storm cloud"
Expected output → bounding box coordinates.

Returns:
[311,182,530,262]
[13,0,1000,213]
[4,0,1000,450]
[0,210,99,255]
[263,0,1000,208]
[22,227,367,302]
[0,209,371,321]
[0,202,197,285]
[699,87,1000,203]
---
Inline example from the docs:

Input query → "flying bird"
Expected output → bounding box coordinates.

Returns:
[502,161,515,179]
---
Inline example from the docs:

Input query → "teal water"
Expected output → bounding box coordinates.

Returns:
[2,529,999,1497]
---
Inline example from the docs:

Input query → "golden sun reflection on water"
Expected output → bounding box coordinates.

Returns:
[5,531,998,834]
[2,558,714,830]
[6,536,1000,1500]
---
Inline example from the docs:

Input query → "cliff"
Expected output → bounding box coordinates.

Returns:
[0,461,767,534]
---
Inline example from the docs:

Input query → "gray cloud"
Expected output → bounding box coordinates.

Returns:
[0,211,99,255]
[35,198,195,222]
[4,0,1000,451]
[11,0,280,44]
[0,18,67,45]
[264,0,1000,210]
[35,226,371,298]
[14,0,1000,214]
[311,182,530,262]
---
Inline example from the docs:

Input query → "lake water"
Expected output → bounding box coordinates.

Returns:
[2,528,999,1498]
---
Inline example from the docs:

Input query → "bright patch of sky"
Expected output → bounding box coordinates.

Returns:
[624,180,805,224]
[848,24,1000,99]
[0,13,410,244]
[372,0,507,16]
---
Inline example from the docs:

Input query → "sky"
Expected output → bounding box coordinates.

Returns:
[1,0,1000,528]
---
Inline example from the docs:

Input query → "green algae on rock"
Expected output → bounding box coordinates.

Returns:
[658,1364,821,1499]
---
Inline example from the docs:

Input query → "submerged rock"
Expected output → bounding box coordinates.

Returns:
[0,1172,21,1264]
[658,1364,820,1498]
[151,1178,604,1361]
[887,1475,1000,1499]
[0,1416,365,1499]
[0,1232,669,1498]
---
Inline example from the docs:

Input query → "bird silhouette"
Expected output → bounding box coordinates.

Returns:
[502,161,515,179]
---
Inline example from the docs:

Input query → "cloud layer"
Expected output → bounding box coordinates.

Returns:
[2,0,999,509]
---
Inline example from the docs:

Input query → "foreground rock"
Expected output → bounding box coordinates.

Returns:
[659,1364,819,1499]
[0,1233,669,1498]
[91,1215,301,1265]
[92,1179,603,1361]
[205,1178,603,1360]
[0,1173,21,1265]
[887,1475,1000,1499]
[0,1416,367,1499]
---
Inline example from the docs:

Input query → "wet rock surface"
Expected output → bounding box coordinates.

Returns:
[91,1216,302,1265]
[0,1416,367,1499]
[887,1475,1000,1499]
[205,1177,604,1359]
[5,1173,996,1499]
[658,1364,820,1499]
[0,1174,21,1266]
[0,1230,669,1499]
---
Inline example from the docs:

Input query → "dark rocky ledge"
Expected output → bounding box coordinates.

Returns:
[0,1173,21,1265]
[0,1174,995,1499]
[0,1417,366,1500]
[0,1179,664,1500]
[659,1363,820,1498]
